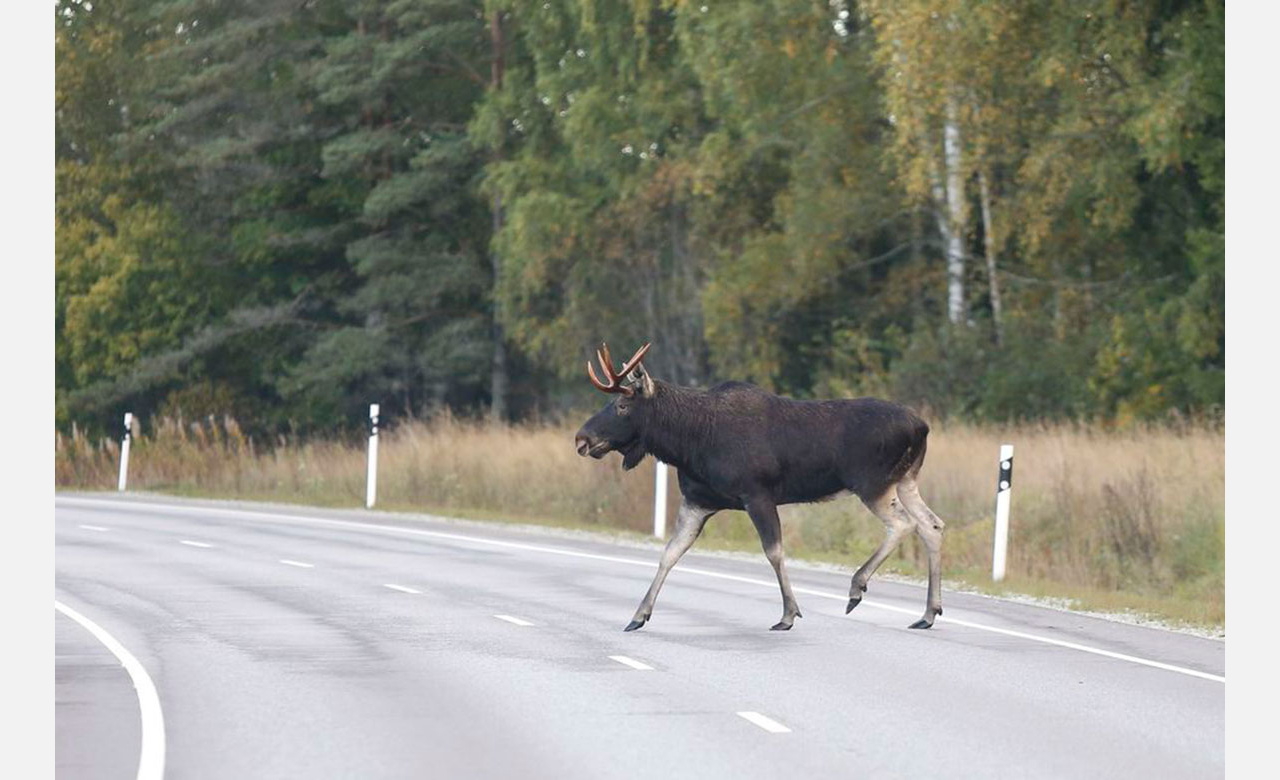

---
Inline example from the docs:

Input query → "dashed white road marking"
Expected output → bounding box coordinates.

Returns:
[279,559,314,568]
[78,524,110,532]
[493,614,535,627]
[383,583,420,594]
[59,497,1226,684]
[608,655,653,670]
[55,600,166,780]
[178,540,213,548]
[737,711,791,733]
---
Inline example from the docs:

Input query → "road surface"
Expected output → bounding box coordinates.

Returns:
[55,493,1224,779]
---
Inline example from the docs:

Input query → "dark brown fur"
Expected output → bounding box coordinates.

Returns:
[576,364,945,632]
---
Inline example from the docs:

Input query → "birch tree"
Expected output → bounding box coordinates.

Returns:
[864,0,984,326]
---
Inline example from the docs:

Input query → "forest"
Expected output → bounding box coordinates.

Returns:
[55,0,1224,436]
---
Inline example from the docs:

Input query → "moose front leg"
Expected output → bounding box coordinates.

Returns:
[625,501,715,631]
[745,498,803,631]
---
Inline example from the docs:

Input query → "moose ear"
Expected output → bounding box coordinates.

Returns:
[630,363,656,398]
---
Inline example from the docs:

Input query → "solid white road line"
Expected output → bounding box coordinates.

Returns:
[55,600,166,780]
[279,559,314,568]
[931,614,1227,683]
[608,655,654,670]
[493,614,535,627]
[178,540,213,548]
[383,583,421,594]
[59,497,1225,683]
[78,524,110,532]
[737,711,791,734]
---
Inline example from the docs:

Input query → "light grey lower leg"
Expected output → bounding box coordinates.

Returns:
[744,498,802,630]
[910,523,943,627]
[627,502,713,629]
[898,479,945,626]
[764,541,803,626]
[847,491,914,613]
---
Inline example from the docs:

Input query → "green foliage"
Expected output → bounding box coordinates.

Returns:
[56,0,1225,433]
[889,318,1097,421]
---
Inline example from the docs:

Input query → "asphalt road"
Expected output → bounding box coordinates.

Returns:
[55,493,1225,779]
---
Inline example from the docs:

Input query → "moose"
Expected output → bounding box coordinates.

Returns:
[575,342,945,632]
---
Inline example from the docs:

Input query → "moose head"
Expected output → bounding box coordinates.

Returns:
[574,342,655,471]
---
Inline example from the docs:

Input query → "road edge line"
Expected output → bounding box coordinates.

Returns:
[54,600,165,780]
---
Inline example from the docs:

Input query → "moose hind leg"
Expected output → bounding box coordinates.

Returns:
[847,489,915,615]
[626,502,715,631]
[898,478,945,629]
[745,499,803,630]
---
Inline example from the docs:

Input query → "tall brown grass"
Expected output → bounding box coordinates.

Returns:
[56,414,1224,628]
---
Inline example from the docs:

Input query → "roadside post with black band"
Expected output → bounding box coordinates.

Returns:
[366,403,380,509]
[117,412,133,492]
[992,444,1014,581]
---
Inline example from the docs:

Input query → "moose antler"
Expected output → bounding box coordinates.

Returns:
[586,342,651,395]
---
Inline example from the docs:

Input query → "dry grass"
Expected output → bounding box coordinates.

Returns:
[56,414,1224,629]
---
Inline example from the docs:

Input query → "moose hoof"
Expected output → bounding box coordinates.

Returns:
[770,621,794,631]
[624,619,647,632]
[846,584,867,614]
[908,611,939,629]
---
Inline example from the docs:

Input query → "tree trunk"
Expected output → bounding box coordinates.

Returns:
[670,202,704,386]
[942,98,966,325]
[487,10,509,424]
[489,192,509,423]
[978,168,1003,345]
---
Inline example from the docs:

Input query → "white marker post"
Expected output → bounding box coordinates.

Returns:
[992,444,1014,582]
[117,412,133,492]
[366,403,380,509]
[653,461,668,538]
